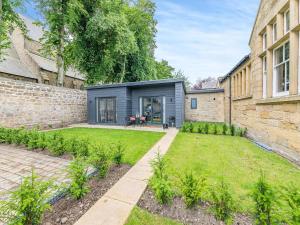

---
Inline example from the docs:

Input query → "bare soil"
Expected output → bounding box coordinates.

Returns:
[137,187,253,225]
[42,164,131,225]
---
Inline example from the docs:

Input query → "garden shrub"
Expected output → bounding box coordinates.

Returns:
[37,132,48,150]
[150,153,174,204]
[67,158,89,199]
[112,142,125,166]
[282,183,300,224]
[180,171,206,208]
[230,125,235,136]
[88,145,110,178]
[0,170,52,225]
[47,133,66,156]
[210,179,235,224]
[27,130,41,150]
[66,138,90,157]
[197,124,203,133]
[222,124,227,135]
[203,123,209,134]
[252,173,276,225]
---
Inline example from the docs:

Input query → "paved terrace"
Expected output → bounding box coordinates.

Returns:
[0,145,70,200]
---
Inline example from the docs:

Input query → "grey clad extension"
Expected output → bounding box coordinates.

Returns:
[87,79,186,128]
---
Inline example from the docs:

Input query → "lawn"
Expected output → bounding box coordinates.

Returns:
[46,128,164,165]
[125,207,182,225]
[164,133,300,213]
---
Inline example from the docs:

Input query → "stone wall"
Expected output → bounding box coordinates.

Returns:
[185,92,225,122]
[220,0,300,163]
[0,78,87,128]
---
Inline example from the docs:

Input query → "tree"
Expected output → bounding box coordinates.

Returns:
[173,70,191,89]
[124,0,158,82]
[155,60,174,79]
[68,0,162,84]
[0,0,27,61]
[36,0,86,86]
[193,77,217,90]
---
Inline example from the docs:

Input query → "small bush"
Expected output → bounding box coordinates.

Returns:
[197,124,203,133]
[222,124,227,135]
[252,173,276,225]
[203,123,209,134]
[66,138,90,157]
[112,142,125,166]
[150,153,173,204]
[88,145,110,178]
[37,132,48,150]
[282,183,300,224]
[150,176,174,205]
[27,130,41,150]
[47,133,66,156]
[67,158,89,199]
[186,123,193,133]
[230,125,235,136]
[180,171,206,208]
[210,179,235,224]
[0,170,52,225]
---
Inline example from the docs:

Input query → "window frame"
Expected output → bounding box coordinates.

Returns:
[191,98,197,109]
[262,56,267,98]
[273,22,277,43]
[284,10,290,34]
[273,40,290,97]
[262,32,267,51]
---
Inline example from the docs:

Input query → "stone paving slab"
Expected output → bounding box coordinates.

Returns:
[0,144,70,200]
[74,128,178,225]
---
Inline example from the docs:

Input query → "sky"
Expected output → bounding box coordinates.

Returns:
[22,0,260,83]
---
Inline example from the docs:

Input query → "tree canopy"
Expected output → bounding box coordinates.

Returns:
[0,0,26,61]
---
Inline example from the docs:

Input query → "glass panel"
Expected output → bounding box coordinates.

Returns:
[152,97,162,124]
[191,99,197,109]
[275,46,284,65]
[276,64,285,92]
[285,10,290,32]
[106,98,116,123]
[143,97,152,122]
[286,61,290,91]
[285,42,290,60]
[99,99,106,123]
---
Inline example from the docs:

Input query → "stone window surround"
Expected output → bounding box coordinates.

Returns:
[191,98,197,109]
[263,56,267,99]
[258,0,300,100]
[273,22,278,43]
[273,40,290,97]
[232,62,252,100]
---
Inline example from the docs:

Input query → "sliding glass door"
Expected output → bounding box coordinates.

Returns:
[142,97,162,124]
[96,97,116,123]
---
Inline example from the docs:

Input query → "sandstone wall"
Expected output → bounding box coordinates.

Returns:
[185,92,225,123]
[0,78,87,128]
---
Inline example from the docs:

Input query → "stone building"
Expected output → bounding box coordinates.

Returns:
[219,0,300,162]
[0,15,85,89]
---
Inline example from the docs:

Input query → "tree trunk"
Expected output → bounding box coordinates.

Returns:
[57,1,65,87]
[119,55,126,83]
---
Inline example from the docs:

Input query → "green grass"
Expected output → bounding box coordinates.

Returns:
[164,133,300,213]
[125,207,182,225]
[46,128,164,165]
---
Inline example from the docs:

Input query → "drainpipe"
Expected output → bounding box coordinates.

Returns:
[229,76,232,125]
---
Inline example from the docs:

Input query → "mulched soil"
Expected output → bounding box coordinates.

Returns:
[42,164,131,225]
[137,187,253,225]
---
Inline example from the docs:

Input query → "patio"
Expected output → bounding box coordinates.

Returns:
[0,144,70,201]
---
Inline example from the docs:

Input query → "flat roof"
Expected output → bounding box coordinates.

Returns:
[187,88,224,94]
[87,78,185,90]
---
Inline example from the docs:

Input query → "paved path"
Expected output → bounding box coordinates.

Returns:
[0,144,70,200]
[70,123,167,133]
[74,128,179,225]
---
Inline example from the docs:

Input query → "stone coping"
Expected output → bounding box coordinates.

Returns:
[256,95,300,105]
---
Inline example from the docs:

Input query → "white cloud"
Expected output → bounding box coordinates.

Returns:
[154,0,259,83]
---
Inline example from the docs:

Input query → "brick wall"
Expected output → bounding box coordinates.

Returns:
[185,92,225,123]
[0,78,87,128]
